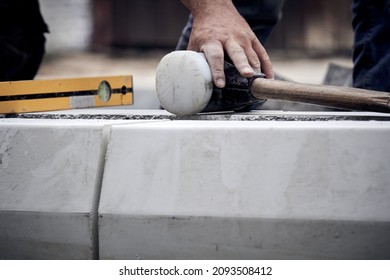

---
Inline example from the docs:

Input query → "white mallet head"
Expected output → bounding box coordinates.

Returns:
[156,51,213,116]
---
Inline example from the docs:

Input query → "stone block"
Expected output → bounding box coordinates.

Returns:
[99,115,390,259]
[0,120,107,259]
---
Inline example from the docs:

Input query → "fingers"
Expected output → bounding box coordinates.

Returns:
[187,24,274,88]
[252,38,274,79]
[225,38,274,79]
[225,39,255,78]
[200,39,272,89]
[246,48,262,73]
[200,41,226,88]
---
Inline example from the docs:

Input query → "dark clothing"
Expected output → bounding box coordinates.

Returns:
[352,0,390,92]
[233,0,285,44]
[0,0,48,81]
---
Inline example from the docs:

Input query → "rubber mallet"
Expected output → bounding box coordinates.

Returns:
[156,51,390,116]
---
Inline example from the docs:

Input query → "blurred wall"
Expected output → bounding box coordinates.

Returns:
[40,0,93,53]
[40,0,354,54]
[268,0,354,54]
[90,0,189,51]
[97,0,353,54]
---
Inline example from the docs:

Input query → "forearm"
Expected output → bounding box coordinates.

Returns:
[181,0,237,18]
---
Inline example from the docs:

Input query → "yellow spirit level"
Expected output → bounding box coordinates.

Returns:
[0,75,133,114]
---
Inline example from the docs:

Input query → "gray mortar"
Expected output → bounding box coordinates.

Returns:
[2,113,390,121]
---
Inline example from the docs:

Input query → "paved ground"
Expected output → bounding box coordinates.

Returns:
[36,50,353,110]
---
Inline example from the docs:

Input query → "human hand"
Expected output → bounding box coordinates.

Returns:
[181,0,274,88]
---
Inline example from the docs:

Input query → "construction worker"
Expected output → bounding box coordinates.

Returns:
[179,0,390,92]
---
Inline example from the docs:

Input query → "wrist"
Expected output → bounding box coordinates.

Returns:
[181,0,236,18]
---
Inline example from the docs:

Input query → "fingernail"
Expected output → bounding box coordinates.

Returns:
[243,67,254,75]
[216,78,225,88]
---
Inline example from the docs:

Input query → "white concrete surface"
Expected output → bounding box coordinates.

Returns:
[98,110,390,259]
[1,110,390,259]
[0,116,166,259]
[0,120,105,259]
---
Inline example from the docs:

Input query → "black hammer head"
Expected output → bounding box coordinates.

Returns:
[201,61,266,113]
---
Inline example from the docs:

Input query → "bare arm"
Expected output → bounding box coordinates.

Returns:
[181,0,273,88]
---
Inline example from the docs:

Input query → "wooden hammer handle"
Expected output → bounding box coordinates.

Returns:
[251,78,390,113]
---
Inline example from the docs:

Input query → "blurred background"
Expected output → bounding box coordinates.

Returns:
[37,0,354,109]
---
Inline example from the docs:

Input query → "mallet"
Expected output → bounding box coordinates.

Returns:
[156,51,390,116]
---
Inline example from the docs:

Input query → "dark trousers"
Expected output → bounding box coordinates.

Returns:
[0,33,46,81]
[352,0,390,92]
[0,0,48,81]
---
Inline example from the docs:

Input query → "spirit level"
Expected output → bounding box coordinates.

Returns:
[0,75,133,114]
